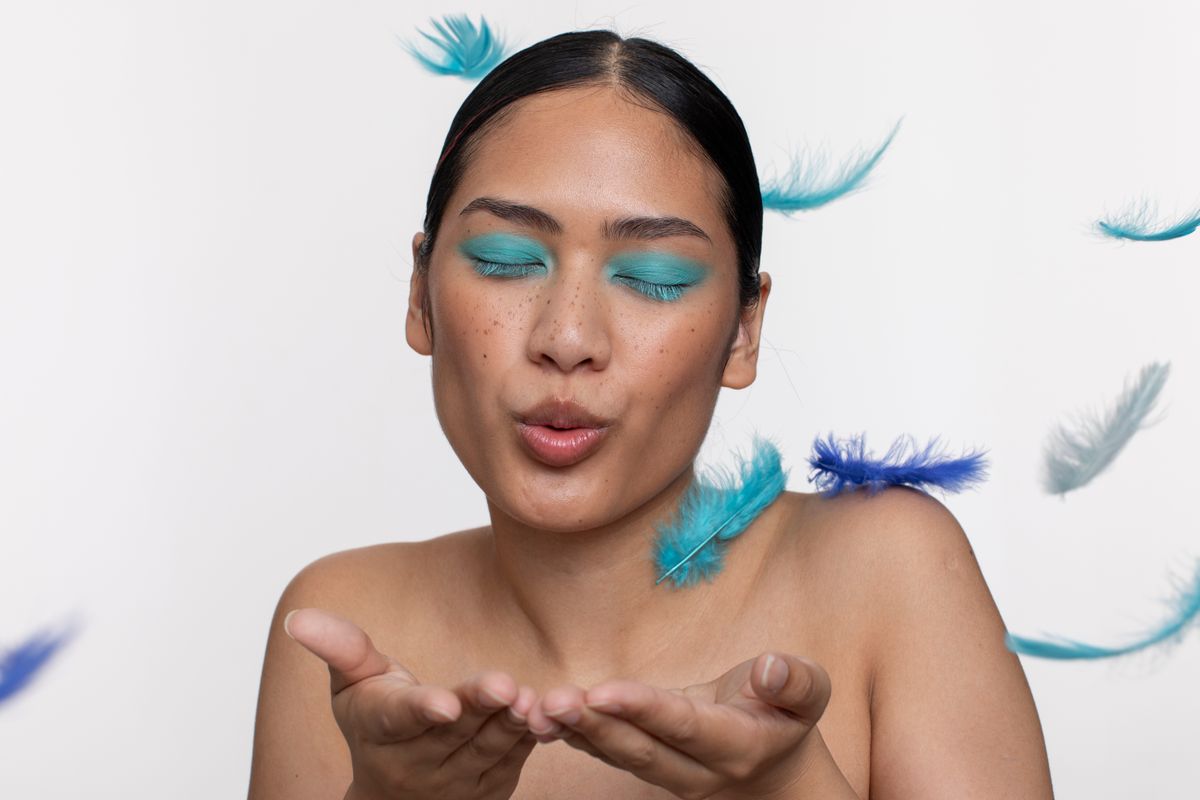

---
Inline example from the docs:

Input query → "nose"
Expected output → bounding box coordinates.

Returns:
[525,263,612,373]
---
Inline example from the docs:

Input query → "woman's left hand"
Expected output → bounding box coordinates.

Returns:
[526,652,832,800]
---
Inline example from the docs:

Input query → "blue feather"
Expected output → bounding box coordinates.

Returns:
[1043,362,1170,496]
[1096,199,1200,242]
[397,14,510,80]
[760,119,902,214]
[1006,558,1200,660]
[0,621,78,706]
[808,432,988,496]
[653,437,789,588]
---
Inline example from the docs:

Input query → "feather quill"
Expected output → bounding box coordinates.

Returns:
[397,14,510,80]
[0,621,78,707]
[653,437,788,588]
[1096,199,1200,242]
[1042,361,1170,495]
[760,119,902,214]
[1005,558,1200,660]
[808,432,988,496]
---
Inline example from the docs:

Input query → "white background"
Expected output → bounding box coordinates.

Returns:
[2,1,1199,796]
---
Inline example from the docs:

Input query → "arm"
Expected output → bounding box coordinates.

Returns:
[862,487,1054,798]
[248,555,356,800]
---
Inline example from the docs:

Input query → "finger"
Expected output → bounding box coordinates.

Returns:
[416,671,521,759]
[477,731,539,796]
[284,608,410,694]
[362,680,463,744]
[583,679,759,772]
[544,691,711,792]
[748,653,831,726]
[440,687,536,774]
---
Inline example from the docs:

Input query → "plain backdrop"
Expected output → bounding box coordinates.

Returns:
[2,0,1199,796]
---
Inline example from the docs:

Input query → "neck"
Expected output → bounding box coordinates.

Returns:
[480,463,738,683]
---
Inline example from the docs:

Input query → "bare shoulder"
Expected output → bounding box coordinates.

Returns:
[247,529,485,800]
[796,486,1053,798]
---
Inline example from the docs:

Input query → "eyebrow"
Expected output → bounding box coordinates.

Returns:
[458,196,712,244]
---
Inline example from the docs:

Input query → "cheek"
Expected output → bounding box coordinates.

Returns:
[620,296,733,413]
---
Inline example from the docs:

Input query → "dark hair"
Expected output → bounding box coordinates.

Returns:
[415,29,764,329]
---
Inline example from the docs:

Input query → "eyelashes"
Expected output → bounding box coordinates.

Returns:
[467,259,698,302]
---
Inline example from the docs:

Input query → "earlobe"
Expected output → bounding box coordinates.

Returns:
[720,271,771,390]
[406,231,433,356]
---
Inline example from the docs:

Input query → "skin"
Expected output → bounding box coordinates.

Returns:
[248,84,1055,799]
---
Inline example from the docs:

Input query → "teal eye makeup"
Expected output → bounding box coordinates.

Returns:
[605,251,709,303]
[457,232,552,279]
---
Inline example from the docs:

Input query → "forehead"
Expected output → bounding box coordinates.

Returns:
[451,85,729,241]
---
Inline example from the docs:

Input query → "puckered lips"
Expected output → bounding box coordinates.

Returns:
[514,397,613,468]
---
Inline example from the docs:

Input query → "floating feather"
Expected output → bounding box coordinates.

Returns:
[1096,199,1200,242]
[397,14,510,80]
[1042,361,1170,496]
[760,119,902,214]
[1006,558,1200,660]
[808,432,988,497]
[0,621,78,707]
[653,437,788,589]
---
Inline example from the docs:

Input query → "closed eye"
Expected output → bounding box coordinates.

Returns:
[612,275,691,302]
[471,259,547,279]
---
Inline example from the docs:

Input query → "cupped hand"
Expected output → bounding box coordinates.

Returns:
[284,607,539,800]
[526,652,832,800]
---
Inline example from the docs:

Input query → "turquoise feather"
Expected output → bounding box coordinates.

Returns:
[653,437,789,588]
[398,14,510,80]
[760,119,902,214]
[1006,558,1200,660]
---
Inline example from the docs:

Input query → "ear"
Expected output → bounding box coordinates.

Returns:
[720,271,771,390]
[405,231,433,356]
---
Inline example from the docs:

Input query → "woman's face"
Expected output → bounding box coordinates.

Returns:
[407,84,769,532]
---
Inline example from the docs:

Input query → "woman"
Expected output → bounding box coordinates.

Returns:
[248,29,1054,799]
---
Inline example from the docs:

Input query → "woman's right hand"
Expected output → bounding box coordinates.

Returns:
[283,607,539,800]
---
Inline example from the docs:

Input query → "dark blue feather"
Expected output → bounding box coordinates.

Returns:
[653,437,789,588]
[1006,558,1200,660]
[0,621,78,707]
[807,432,988,496]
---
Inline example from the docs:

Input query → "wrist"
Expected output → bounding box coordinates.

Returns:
[724,727,861,800]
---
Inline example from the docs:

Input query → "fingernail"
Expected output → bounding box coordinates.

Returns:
[763,654,789,693]
[529,720,562,736]
[585,700,622,714]
[479,687,510,709]
[424,705,457,723]
[506,705,527,724]
[544,706,581,726]
[283,610,297,639]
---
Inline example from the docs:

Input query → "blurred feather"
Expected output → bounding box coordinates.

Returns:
[1097,199,1200,242]
[0,620,79,707]
[1042,361,1170,495]
[760,118,902,214]
[808,432,988,496]
[397,14,509,80]
[654,437,788,588]
[1006,558,1200,660]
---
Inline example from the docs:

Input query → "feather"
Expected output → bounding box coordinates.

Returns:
[760,119,902,214]
[0,621,78,706]
[653,437,789,588]
[808,432,988,497]
[1096,199,1200,242]
[1042,361,1170,495]
[1005,558,1200,660]
[397,14,510,80]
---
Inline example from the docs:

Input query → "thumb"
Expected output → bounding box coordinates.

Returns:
[749,652,831,725]
[284,607,415,695]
